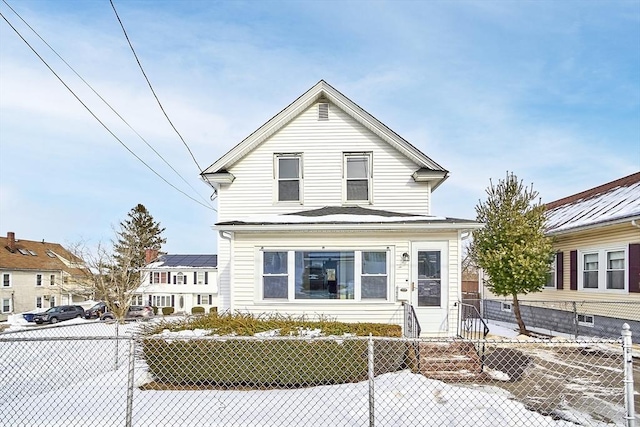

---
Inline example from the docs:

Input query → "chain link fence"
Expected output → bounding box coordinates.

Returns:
[0,321,636,427]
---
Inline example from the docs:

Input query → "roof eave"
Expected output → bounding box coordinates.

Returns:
[545,214,640,236]
[215,221,483,233]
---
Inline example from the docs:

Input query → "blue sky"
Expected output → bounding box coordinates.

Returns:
[1,0,639,254]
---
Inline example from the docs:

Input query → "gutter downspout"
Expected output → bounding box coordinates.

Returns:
[218,231,234,312]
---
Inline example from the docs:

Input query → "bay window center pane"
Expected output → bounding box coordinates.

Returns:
[295,251,354,299]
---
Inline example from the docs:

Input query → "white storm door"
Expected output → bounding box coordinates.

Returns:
[411,242,449,334]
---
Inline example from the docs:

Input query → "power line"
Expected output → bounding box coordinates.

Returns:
[0,10,215,211]
[109,0,205,175]
[1,0,215,211]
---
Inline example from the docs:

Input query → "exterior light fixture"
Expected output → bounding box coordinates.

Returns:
[402,252,410,262]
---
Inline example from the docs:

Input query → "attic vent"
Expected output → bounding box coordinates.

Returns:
[318,102,329,121]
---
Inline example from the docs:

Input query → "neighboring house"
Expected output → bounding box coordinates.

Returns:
[200,80,481,336]
[483,172,640,339]
[136,250,218,314]
[0,231,91,321]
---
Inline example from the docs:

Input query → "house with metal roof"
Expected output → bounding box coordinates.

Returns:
[483,172,640,340]
[0,231,92,321]
[201,80,482,336]
[136,251,218,314]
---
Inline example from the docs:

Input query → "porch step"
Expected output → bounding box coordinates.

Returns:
[417,341,485,381]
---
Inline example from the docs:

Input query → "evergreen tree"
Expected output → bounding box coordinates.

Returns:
[471,172,554,335]
[113,204,166,271]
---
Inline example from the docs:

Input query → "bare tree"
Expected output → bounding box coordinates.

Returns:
[72,240,142,322]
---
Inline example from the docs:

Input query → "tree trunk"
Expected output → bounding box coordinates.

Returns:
[512,294,528,335]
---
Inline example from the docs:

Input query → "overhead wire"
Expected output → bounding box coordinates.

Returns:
[1,0,216,211]
[109,0,206,176]
[0,10,215,211]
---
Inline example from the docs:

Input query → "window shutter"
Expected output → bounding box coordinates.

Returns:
[167,272,171,284]
[171,295,175,307]
[629,244,640,293]
[194,272,197,284]
[173,275,176,285]
[569,250,577,290]
[205,272,209,285]
[208,294,212,305]
[149,273,152,284]
[556,252,564,290]
[197,295,201,305]
[148,295,152,306]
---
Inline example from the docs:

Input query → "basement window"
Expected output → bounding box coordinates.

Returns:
[577,314,595,327]
[501,302,512,313]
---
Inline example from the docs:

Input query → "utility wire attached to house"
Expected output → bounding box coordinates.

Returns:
[1,0,216,212]
[0,10,215,211]
[109,0,206,176]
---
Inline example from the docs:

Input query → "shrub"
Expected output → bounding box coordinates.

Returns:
[209,307,218,316]
[151,306,159,315]
[142,337,410,388]
[191,306,205,315]
[162,307,175,316]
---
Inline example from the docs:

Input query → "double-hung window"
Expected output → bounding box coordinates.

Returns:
[175,272,185,285]
[583,253,599,289]
[2,273,10,287]
[545,254,556,288]
[50,274,55,286]
[344,153,372,203]
[580,248,627,291]
[361,252,387,299]
[606,251,625,289]
[276,154,302,202]
[1,298,11,313]
[263,252,289,299]
[36,274,43,287]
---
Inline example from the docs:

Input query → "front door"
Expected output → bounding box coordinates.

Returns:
[411,242,449,335]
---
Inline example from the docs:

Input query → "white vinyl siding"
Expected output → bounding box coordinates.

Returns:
[216,230,460,332]
[216,104,431,222]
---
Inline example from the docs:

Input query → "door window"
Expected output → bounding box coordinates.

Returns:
[417,250,441,307]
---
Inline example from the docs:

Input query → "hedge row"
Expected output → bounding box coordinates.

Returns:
[142,338,412,388]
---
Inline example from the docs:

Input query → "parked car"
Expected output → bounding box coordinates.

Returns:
[100,305,154,321]
[33,305,86,324]
[84,302,107,319]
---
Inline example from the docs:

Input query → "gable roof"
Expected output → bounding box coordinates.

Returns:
[545,172,640,235]
[0,233,86,276]
[144,254,217,269]
[201,80,449,189]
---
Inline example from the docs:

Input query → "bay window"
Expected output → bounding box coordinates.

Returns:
[262,249,389,301]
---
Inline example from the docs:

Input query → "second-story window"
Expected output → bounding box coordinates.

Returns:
[36,274,43,286]
[276,154,301,202]
[344,153,372,203]
[50,274,55,286]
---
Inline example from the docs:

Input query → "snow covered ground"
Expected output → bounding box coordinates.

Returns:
[0,316,632,426]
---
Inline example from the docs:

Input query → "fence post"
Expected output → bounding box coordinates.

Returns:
[114,321,120,370]
[125,337,135,427]
[622,324,636,427]
[572,302,578,339]
[368,334,375,427]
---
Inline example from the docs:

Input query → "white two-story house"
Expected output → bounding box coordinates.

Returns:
[201,80,481,336]
[137,251,218,314]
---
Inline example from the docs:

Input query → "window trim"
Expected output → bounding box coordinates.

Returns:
[343,152,373,204]
[36,273,43,287]
[578,247,628,293]
[258,247,392,303]
[501,302,512,313]
[1,298,11,313]
[35,296,43,309]
[274,153,303,204]
[2,273,11,288]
